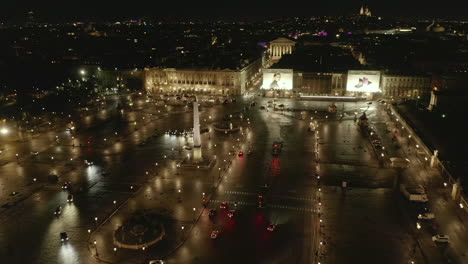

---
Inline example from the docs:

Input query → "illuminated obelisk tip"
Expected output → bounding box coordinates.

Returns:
[193,98,201,148]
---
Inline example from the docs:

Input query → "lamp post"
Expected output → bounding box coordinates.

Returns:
[93,240,99,257]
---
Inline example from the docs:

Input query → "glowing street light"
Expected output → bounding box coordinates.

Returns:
[0,128,8,135]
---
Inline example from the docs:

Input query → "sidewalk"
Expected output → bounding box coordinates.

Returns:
[382,103,468,264]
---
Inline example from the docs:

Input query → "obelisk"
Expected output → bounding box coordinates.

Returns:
[192,98,203,162]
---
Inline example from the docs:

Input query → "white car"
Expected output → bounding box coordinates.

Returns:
[432,235,449,243]
[418,213,435,220]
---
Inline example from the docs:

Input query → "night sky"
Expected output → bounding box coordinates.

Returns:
[1,0,466,22]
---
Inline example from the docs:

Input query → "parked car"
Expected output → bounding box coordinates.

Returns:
[432,235,449,243]
[418,213,435,220]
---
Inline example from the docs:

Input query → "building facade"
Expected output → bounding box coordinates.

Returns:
[381,75,431,98]
[144,58,262,95]
[268,38,296,63]
[267,72,431,99]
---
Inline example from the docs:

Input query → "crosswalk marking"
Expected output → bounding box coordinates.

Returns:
[209,199,316,214]
[224,190,316,202]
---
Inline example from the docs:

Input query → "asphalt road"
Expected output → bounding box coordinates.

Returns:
[1,94,467,264]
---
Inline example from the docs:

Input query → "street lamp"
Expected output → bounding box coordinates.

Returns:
[0,127,8,135]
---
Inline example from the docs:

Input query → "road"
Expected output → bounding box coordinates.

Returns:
[1,94,467,264]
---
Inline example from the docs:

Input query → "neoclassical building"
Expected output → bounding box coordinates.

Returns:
[144,58,262,95]
[381,75,431,98]
[269,37,296,63]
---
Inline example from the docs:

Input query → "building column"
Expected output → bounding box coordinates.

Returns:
[430,150,438,168]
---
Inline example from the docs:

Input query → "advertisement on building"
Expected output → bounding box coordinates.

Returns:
[346,70,381,92]
[262,69,293,90]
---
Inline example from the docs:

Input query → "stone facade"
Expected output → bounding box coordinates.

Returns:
[144,58,262,95]
[269,37,296,63]
[381,75,431,99]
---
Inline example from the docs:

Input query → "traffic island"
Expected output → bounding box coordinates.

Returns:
[212,121,240,133]
[177,156,216,169]
[113,210,165,250]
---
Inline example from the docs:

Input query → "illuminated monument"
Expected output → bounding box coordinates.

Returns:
[192,98,203,162]
[177,97,215,168]
[359,5,372,16]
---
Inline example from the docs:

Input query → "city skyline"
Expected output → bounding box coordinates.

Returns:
[1,0,468,23]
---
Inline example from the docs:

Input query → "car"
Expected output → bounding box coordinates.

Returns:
[227,210,235,218]
[220,201,228,209]
[62,182,71,190]
[272,148,280,155]
[54,206,62,215]
[432,235,449,243]
[209,209,217,217]
[148,260,164,264]
[418,213,435,220]
[374,144,383,149]
[211,230,219,239]
[30,151,39,156]
[60,232,69,242]
[67,194,74,203]
[267,224,276,232]
[238,151,243,157]
[84,160,94,166]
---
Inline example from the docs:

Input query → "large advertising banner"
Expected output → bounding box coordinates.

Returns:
[346,70,381,92]
[262,69,293,90]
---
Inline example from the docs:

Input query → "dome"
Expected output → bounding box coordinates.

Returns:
[431,24,445,33]
[426,21,445,33]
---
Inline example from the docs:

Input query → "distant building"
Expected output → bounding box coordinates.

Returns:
[268,38,296,64]
[359,5,372,17]
[25,11,35,26]
[143,58,262,95]
[381,75,431,98]
[276,71,431,99]
[426,21,446,33]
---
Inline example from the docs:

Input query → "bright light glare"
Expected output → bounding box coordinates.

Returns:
[0,128,8,135]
